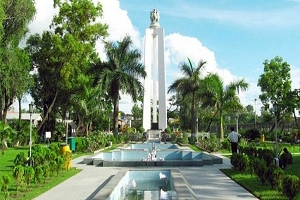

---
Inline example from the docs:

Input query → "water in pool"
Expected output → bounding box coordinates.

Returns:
[110,170,177,200]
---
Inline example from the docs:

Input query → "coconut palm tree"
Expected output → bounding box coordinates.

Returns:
[70,85,111,136]
[168,58,206,137]
[91,35,146,136]
[201,73,248,140]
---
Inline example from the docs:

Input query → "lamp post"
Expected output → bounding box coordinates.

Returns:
[273,102,278,162]
[65,111,69,144]
[254,98,257,129]
[236,112,239,133]
[29,103,33,164]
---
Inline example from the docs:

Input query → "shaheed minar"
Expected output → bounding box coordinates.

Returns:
[142,9,167,139]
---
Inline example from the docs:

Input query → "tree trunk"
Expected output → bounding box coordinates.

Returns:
[18,96,22,126]
[293,110,299,127]
[113,94,120,137]
[219,110,224,140]
[191,92,196,137]
[37,91,58,133]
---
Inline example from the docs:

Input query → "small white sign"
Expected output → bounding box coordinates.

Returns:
[45,132,51,139]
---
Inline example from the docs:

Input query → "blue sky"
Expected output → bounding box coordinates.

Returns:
[116,0,300,113]
[118,0,300,82]
[16,0,300,114]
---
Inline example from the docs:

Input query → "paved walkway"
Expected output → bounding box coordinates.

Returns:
[33,153,258,200]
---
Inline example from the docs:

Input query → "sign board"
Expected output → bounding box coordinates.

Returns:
[45,131,51,139]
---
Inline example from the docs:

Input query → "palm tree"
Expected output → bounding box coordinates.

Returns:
[168,58,206,137]
[91,35,146,136]
[201,73,248,140]
[70,85,111,136]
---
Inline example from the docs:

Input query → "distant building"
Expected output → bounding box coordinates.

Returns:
[6,112,42,127]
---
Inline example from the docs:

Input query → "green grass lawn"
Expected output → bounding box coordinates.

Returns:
[221,154,300,200]
[0,147,81,200]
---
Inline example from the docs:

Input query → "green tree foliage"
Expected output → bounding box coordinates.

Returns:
[168,58,207,136]
[70,85,111,136]
[258,56,298,130]
[91,35,146,136]
[201,73,248,140]
[0,0,35,122]
[26,0,108,134]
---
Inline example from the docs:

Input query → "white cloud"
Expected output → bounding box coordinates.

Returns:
[28,0,57,35]
[23,0,277,116]
[165,33,217,74]
[291,66,300,90]
[97,0,142,60]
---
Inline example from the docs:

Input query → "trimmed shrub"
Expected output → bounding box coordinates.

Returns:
[230,153,249,172]
[14,152,27,166]
[261,149,275,167]
[221,140,231,152]
[241,146,257,158]
[255,159,268,185]
[281,175,300,200]
[266,163,284,190]
[244,128,260,141]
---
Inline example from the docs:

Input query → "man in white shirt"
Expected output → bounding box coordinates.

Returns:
[227,127,241,153]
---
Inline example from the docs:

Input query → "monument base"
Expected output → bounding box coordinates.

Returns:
[151,123,159,130]
[147,129,161,143]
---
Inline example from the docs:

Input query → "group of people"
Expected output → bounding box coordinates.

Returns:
[227,126,293,169]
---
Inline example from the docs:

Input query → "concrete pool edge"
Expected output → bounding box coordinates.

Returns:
[83,152,223,167]
[93,168,197,200]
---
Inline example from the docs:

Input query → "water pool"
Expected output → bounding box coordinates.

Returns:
[83,142,223,167]
[95,169,177,200]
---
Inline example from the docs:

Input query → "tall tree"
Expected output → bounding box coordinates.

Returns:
[168,58,206,137]
[26,0,108,134]
[0,0,35,122]
[257,56,296,129]
[91,35,146,136]
[70,85,111,136]
[201,73,248,140]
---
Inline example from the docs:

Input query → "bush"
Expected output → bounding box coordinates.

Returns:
[244,128,260,141]
[266,163,284,190]
[256,159,268,185]
[281,175,300,200]
[198,134,222,152]
[230,153,249,172]
[14,152,27,166]
[138,126,145,134]
[165,126,172,134]
[221,140,231,152]
[261,149,275,167]
[240,146,257,157]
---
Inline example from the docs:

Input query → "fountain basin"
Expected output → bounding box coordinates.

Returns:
[83,142,222,167]
[93,169,196,200]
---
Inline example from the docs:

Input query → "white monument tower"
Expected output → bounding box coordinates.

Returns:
[143,9,167,133]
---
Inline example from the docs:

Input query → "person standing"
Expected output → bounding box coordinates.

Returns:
[227,127,241,153]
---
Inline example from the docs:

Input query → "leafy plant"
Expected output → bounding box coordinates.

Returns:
[14,152,27,166]
[266,163,284,190]
[255,159,268,185]
[24,166,35,191]
[13,165,25,195]
[281,175,300,200]
[34,166,44,187]
[1,175,10,200]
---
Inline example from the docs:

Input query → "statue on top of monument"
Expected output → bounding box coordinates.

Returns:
[150,9,160,28]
